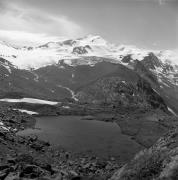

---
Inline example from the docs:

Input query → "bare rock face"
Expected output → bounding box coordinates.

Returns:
[72,45,91,55]
[141,53,163,70]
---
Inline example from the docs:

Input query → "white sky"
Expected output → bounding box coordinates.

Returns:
[0,0,177,49]
[0,0,85,45]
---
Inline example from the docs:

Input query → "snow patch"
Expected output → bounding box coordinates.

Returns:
[0,121,10,131]
[0,98,59,105]
[62,106,70,109]
[13,109,39,115]
[4,65,11,73]
[168,107,177,116]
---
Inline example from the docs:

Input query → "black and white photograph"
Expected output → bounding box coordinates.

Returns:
[0,0,177,179]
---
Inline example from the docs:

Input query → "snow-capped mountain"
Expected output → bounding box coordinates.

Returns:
[0,34,177,70]
[1,34,178,90]
[0,35,178,114]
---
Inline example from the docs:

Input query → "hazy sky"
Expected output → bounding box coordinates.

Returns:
[0,0,177,50]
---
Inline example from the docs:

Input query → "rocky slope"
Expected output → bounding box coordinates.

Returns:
[110,127,178,180]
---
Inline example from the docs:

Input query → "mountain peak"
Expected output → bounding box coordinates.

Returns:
[76,34,107,46]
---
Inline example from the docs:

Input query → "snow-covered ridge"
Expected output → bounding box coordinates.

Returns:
[0,35,177,69]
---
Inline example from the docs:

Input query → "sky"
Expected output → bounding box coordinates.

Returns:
[0,0,177,50]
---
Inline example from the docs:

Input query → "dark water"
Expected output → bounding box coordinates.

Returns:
[18,116,142,161]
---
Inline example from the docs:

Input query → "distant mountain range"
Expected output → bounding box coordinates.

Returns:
[0,35,178,114]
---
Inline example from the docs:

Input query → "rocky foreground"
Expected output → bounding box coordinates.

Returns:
[110,128,178,180]
[0,104,121,180]
[0,100,178,180]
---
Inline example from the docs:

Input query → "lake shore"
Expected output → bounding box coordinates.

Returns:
[17,116,143,163]
[0,105,122,179]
